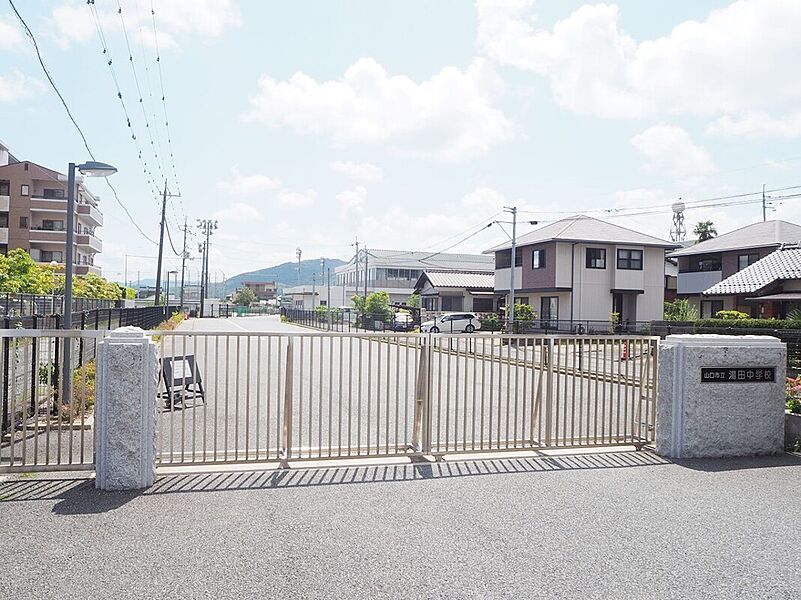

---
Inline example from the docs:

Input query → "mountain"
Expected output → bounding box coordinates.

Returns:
[225,258,347,295]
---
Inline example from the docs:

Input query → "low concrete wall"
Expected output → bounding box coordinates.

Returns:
[656,334,786,458]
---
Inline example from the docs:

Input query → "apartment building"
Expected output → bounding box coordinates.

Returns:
[669,220,801,317]
[242,280,277,301]
[0,141,103,275]
[484,215,678,326]
[334,249,494,304]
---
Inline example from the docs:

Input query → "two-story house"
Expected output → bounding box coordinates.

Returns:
[668,220,801,317]
[484,215,678,326]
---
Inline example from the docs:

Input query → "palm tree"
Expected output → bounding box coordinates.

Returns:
[693,221,717,242]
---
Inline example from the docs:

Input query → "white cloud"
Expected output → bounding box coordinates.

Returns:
[631,124,714,179]
[477,0,801,125]
[50,0,240,49]
[244,57,514,162]
[707,111,801,138]
[0,71,43,103]
[212,202,265,224]
[336,186,367,217]
[276,189,316,208]
[0,15,25,51]
[330,160,383,182]
[218,167,280,195]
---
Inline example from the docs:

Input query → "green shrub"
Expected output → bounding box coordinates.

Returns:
[479,313,501,331]
[714,310,750,320]
[664,299,697,321]
[696,318,801,329]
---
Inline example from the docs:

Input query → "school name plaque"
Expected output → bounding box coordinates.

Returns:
[700,367,775,383]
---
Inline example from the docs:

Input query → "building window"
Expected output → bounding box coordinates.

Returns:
[531,249,546,269]
[0,212,7,228]
[0,181,9,196]
[617,249,643,270]
[701,300,724,319]
[586,248,606,269]
[40,251,63,263]
[0,244,7,255]
[41,219,64,231]
[19,216,28,229]
[20,184,29,196]
[441,295,464,311]
[737,253,759,271]
[43,188,65,199]
[472,297,494,312]
[495,250,522,269]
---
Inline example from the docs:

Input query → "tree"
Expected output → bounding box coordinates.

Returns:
[693,221,717,242]
[233,287,257,306]
[0,249,56,294]
[663,299,697,321]
[364,291,391,320]
[407,293,420,308]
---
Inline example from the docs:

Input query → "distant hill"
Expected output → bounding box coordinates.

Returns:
[225,258,347,295]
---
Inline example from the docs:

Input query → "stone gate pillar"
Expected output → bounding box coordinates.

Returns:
[95,327,158,490]
[656,334,785,458]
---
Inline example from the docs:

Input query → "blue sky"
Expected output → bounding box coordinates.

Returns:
[2,0,800,284]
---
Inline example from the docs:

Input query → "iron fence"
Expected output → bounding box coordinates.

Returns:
[282,308,419,332]
[0,293,118,318]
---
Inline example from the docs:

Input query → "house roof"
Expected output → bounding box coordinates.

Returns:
[703,245,801,296]
[483,215,678,253]
[669,220,801,257]
[415,270,494,291]
[335,249,493,273]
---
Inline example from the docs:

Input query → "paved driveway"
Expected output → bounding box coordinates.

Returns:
[2,451,800,599]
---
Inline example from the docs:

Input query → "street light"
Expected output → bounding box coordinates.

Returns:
[166,270,178,306]
[63,160,117,410]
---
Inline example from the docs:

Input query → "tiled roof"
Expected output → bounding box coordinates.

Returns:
[703,245,801,296]
[419,270,494,290]
[669,220,801,257]
[335,249,493,273]
[483,215,678,253]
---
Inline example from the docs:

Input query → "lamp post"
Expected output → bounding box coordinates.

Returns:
[63,160,117,407]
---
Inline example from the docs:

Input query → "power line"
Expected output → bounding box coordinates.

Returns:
[7,0,157,246]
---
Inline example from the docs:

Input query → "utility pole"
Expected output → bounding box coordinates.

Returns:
[311,273,316,309]
[296,247,302,286]
[363,247,368,299]
[154,181,168,306]
[154,180,181,305]
[350,238,359,298]
[762,183,767,222]
[504,206,518,327]
[196,219,218,317]
[327,267,331,309]
[179,218,188,311]
[320,258,325,305]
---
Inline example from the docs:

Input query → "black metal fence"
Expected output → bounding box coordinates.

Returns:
[282,308,420,332]
[0,293,118,318]
[3,305,179,332]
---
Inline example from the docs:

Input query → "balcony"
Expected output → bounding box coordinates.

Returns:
[30,197,67,213]
[0,227,7,244]
[75,264,102,276]
[76,233,103,253]
[677,270,723,295]
[29,228,67,244]
[0,195,9,211]
[77,203,103,226]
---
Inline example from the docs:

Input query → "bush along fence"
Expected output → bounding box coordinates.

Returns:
[0,305,179,440]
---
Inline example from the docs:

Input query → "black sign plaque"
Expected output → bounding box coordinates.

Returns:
[700,367,775,383]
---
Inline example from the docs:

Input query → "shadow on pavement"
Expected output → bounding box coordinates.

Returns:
[672,453,801,472]
[4,451,798,507]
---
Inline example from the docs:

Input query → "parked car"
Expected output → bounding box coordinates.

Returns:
[420,312,481,333]
[392,312,415,331]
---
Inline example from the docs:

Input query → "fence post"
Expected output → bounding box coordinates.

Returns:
[413,335,432,454]
[544,338,554,447]
[281,337,294,462]
[95,328,158,490]
[29,315,38,417]
[78,312,87,367]
[1,316,10,434]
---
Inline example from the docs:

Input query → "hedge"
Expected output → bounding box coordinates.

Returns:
[695,318,801,330]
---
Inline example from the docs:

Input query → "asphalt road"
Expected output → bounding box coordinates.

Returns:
[2,451,800,599]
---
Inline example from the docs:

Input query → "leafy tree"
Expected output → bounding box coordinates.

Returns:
[233,286,257,306]
[351,294,365,313]
[0,249,56,294]
[664,299,698,321]
[513,303,535,321]
[693,221,717,242]
[124,287,136,300]
[364,291,392,320]
[407,293,420,308]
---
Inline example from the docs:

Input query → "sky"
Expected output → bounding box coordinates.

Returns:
[1,0,801,285]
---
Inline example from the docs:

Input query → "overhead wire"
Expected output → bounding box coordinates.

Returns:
[7,0,158,246]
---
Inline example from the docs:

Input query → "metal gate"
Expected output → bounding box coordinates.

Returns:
[1,330,657,471]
